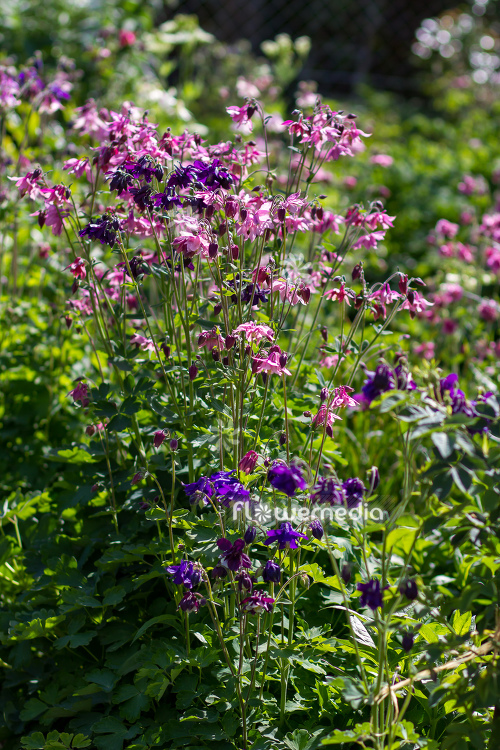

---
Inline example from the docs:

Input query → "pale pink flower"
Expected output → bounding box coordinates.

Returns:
[352,231,386,250]
[435,219,459,239]
[233,322,275,344]
[63,157,92,181]
[323,282,352,305]
[130,333,155,351]
[271,278,310,305]
[198,328,225,351]
[252,345,291,377]
[226,105,254,132]
[414,342,435,360]
[11,169,43,199]
[331,385,358,408]
[370,154,393,167]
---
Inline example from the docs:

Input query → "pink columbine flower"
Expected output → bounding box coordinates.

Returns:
[198,327,225,351]
[69,382,89,407]
[153,430,167,448]
[239,450,259,474]
[352,231,386,250]
[486,246,500,273]
[12,169,44,199]
[226,104,255,132]
[271,278,310,306]
[478,299,499,322]
[119,29,136,47]
[311,404,342,437]
[130,333,155,351]
[252,345,292,377]
[414,342,435,360]
[435,219,459,239]
[323,282,352,305]
[65,257,86,280]
[331,385,358,408]
[233,322,275,345]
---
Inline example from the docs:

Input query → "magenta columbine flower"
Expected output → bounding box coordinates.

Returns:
[240,590,275,614]
[268,462,306,497]
[357,579,384,610]
[153,430,167,448]
[65,257,86,280]
[165,560,203,589]
[264,522,308,550]
[239,450,259,475]
[217,538,251,572]
[251,345,292,377]
[68,381,89,407]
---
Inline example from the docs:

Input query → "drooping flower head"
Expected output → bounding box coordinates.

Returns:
[262,559,281,583]
[357,578,384,610]
[183,476,214,505]
[239,450,259,475]
[178,592,205,613]
[165,560,203,589]
[399,579,418,601]
[264,522,308,550]
[342,478,366,509]
[240,590,275,614]
[268,462,306,497]
[210,470,251,507]
[310,477,345,506]
[79,214,120,248]
[217,538,251,572]
[361,363,396,404]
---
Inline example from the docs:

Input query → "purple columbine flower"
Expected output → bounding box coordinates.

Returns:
[440,374,476,418]
[109,167,134,195]
[240,590,275,614]
[167,164,195,189]
[244,526,257,544]
[341,563,352,584]
[394,361,416,391]
[401,632,414,652]
[310,519,324,540]
[241,283,269,306]
[262,559,281,583]
[236,571,253,592]
[190,159,233,190]
[342,478,366,509]
[152,189,183,211]
[357,578,384,610]
[264,522,308,550]
[399,579,418,601]
[178,592,205,613]
[79,214,120,248]
[129,185,154,211]
[268,462,307,498]
[210,470,250,507]
[217,538,251,572]
[165,560,203,589]
[183,476,214,505]
[125,156,163,183]
[310,477,345,506]
[153,430,167,448]
[211,564,228,580]
[361,363,396,404]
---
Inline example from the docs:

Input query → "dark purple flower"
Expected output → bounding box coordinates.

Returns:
[262,559,281,583]
[361,363,396,403]
[126,156,163,183]
[109,167,134,195]
[183,476,213,504]
[268,463,307,497]
[342,478,366,509]
[310,519,324,540]
[440,374,476,417]
[241,283,269,306]
[236,571,253,592]
[341,563,352,584]
[240,590,275,614]
[165,560,203,589]
[127,255,149,279]
[170,438,178,451]
[178,592,205,613]
[394,362,416,391]
[217,538,251,572]
[357,578,384,610]
[79,214,120,248]
[152,189,183,211]
[401,632,414,652]
[244,526,257,544]
[399,579,418,601]
[310,477,345,506]
[129,185,154,211]
[211,564,228,580]
[264,522,308,550]
[189,363,198,380]
[167,164,194,190]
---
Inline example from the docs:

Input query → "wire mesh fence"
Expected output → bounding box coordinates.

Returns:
[161,0,460,93]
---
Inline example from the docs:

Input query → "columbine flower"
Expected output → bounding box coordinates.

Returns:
[252,345,292,377]
[153,430,167,448]
[178,592,205,613]
[402,632,414,652]
[198,328,225,351]
[331,385,358,408]
[360,363,396,404]
[79,214,120,248]
[210,470,250,507]
[262,559,281,583]
[311,404,342,437]
[65,257,86,280]
[191,159,233,190]
[399,579,418,601]
[309,519,324,540]
[342,478,366,509]
[165,560,203,589]
[183,476,214,505]
[310,477,345,506]
[264,522,308,550]
[240,591,275,614]
[69,381,89,407]
[268,462,306,497]
[439,374,476,417]
[323,282,353,305]
[357,579,384,610]
[153,189,182,211]
[226,104,255,131]
[217,538,251,572]
[244,526,257,544]
[239,450,259,475]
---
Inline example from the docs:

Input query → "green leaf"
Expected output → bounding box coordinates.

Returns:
[431,432,455,459]
[452,610,472,636]
[20,699,48,721]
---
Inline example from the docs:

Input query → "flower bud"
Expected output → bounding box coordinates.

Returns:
[214,304,222,316]
[413,277,426,287]
[398,274,408,295]
[244,525,257,544]
[239,450,259,475]
[170,438,178,451]
[86,425,96,437]
[189,363,198,380]
[399,579,418,601]
[316,206,324,220]
[154,430,167,448]
[261,372,268,385]
[352,263,363,281]
[212,564,228,580]
[218,222,227,237]
[279,352,288,369]
[310,518,324,540]
[262,559,281,583]
[222,356,229,366]
[131,472,144,485]
[277,206,286,222]
[225,198,238,218]
[320,327,328,342]
[341,563,352,584]
[354,294,364,309]
[402,632,414,652]
[205,204,215,219]
[208,242,218,258]
[211,347,220,362]
[320,387,329,402]
[367,466,380,493]
[240,207,248,221]
[161,342,171,358]
[299,573,311,589]
[225,334,236,350]
[303,410,312,418]
[279,431,287,446]
[65,316,72,329]
[407,290,415,305]
[237,571,253,592]
[231,244,239,261]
